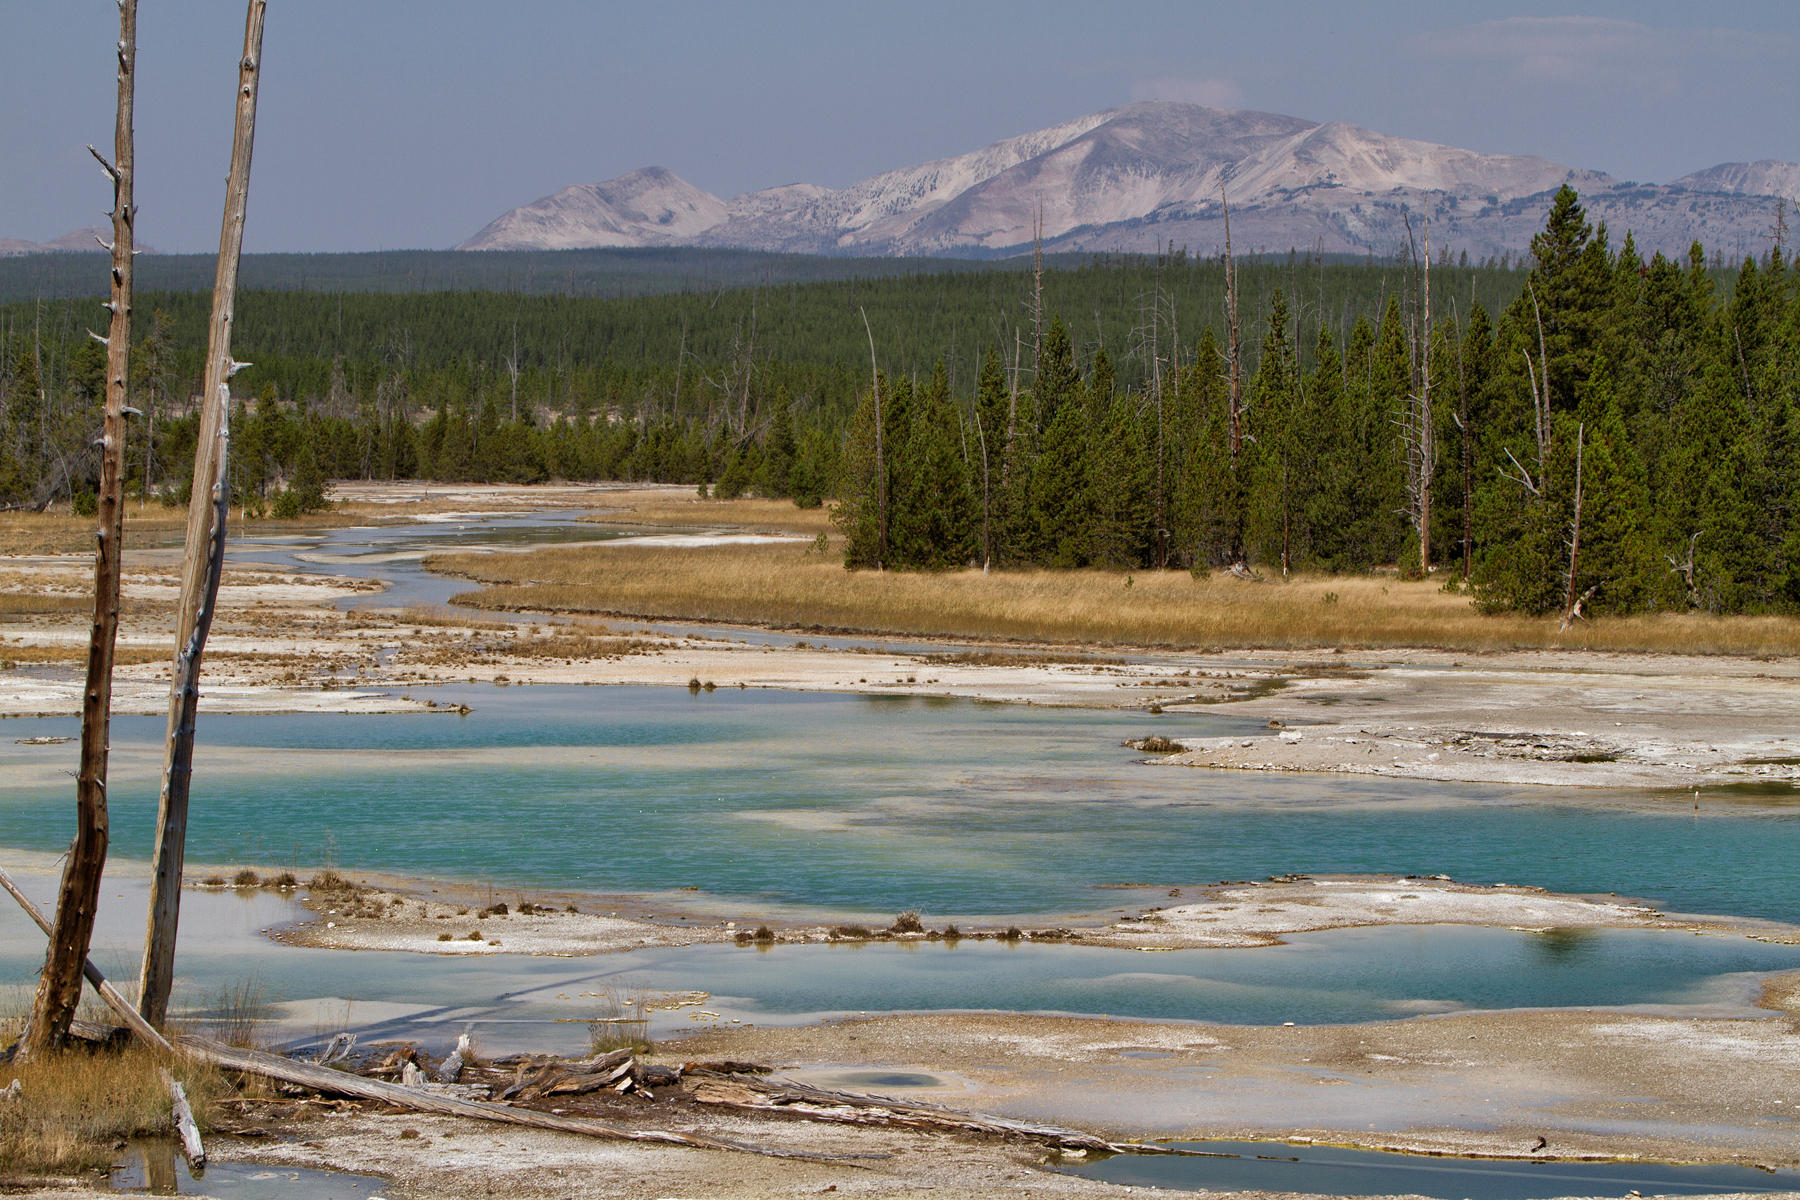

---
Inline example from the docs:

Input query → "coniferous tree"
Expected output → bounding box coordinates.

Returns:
[889,362,976,569]
[757,384,796,497]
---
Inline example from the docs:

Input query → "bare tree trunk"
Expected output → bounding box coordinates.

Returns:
[1420,222,1433,575]
[1222,189,1242,461]
[1563,422,1585,622]
[19,0,137,1060]
[860,307,884,571]
[975,407,991,573]
[138,0,265,1028]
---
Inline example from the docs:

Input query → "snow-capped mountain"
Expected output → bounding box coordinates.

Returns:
[459,102,1800,259]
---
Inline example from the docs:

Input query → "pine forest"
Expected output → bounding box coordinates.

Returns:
[2,187,1797,616]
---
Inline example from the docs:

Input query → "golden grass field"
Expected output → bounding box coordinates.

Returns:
[578,489,834,534]
[430,538,1800,656]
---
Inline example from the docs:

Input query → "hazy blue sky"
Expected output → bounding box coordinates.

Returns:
[5,1,1797,252]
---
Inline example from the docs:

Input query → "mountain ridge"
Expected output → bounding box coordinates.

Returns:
[461,102,1799,260]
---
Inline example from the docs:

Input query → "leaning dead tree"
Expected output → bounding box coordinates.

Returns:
[19,0,138,1059]
[138,0,266,1027]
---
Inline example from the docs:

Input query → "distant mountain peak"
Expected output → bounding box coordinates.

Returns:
[457,167,727,251]
[460,101,1792,259]
[1671,160,1800,199]
[0,225,158,257]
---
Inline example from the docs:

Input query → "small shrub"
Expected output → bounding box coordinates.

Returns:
[753,925,775,943]
[465,929,483,941]
[307,870,352,893]
[232,868,260,887]
[890,911,925,934]
[942,924,961,940]
[831,924,873,940]
[437,932,453,941]
[264,871,298,889]
[1002,926,1023,941]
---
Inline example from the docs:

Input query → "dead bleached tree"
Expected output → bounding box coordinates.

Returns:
[18,0,138,1060]
[138,0,266,1027]
[1397,214,1435,575]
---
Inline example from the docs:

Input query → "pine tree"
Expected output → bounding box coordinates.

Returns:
[757,384,796,498]
[1025,375,1093,567]
[1245,290,1298,572]
[888,362,976,570]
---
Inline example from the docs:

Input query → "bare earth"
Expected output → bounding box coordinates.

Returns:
[8,483,1800,1199]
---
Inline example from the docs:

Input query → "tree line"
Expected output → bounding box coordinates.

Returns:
[2,188,1794,613]
[836,188,1800,617]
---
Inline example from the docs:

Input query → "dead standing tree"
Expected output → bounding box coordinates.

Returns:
[1397,214,1435,575]
[18,0,138,1060]
[138,0,266,1028]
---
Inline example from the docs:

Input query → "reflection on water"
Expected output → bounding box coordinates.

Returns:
[1074,1139,1800,1199]
[111,1139,386,1198]
[4,686,1800,922]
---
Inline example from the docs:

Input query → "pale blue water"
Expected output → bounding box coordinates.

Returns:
[4,686,1799,921]
[6,877,1792,1056]
[1074,1140,1800,1198]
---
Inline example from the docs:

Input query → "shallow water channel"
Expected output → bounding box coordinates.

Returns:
[6,686,1800,1046]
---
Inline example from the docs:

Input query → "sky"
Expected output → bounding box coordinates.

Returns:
[4,1,1798,254]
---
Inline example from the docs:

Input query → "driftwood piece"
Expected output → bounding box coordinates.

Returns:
[435,1031,469,1082]
[314,1031,356,1066]
[161,1067,206,1169]
[687,1070,1179,1157]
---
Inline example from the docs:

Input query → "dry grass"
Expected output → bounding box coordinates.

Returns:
[0,501,370,556]
[0,643,168,667]
[0,1041,229,1176]
[0,591,91,615]
[429,541,1800,657]
[578,488,833,535]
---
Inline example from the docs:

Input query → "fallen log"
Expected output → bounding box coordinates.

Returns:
[161,1067,207,1169]
[178,1036,834,1160]
[687,1071,1186,1157]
